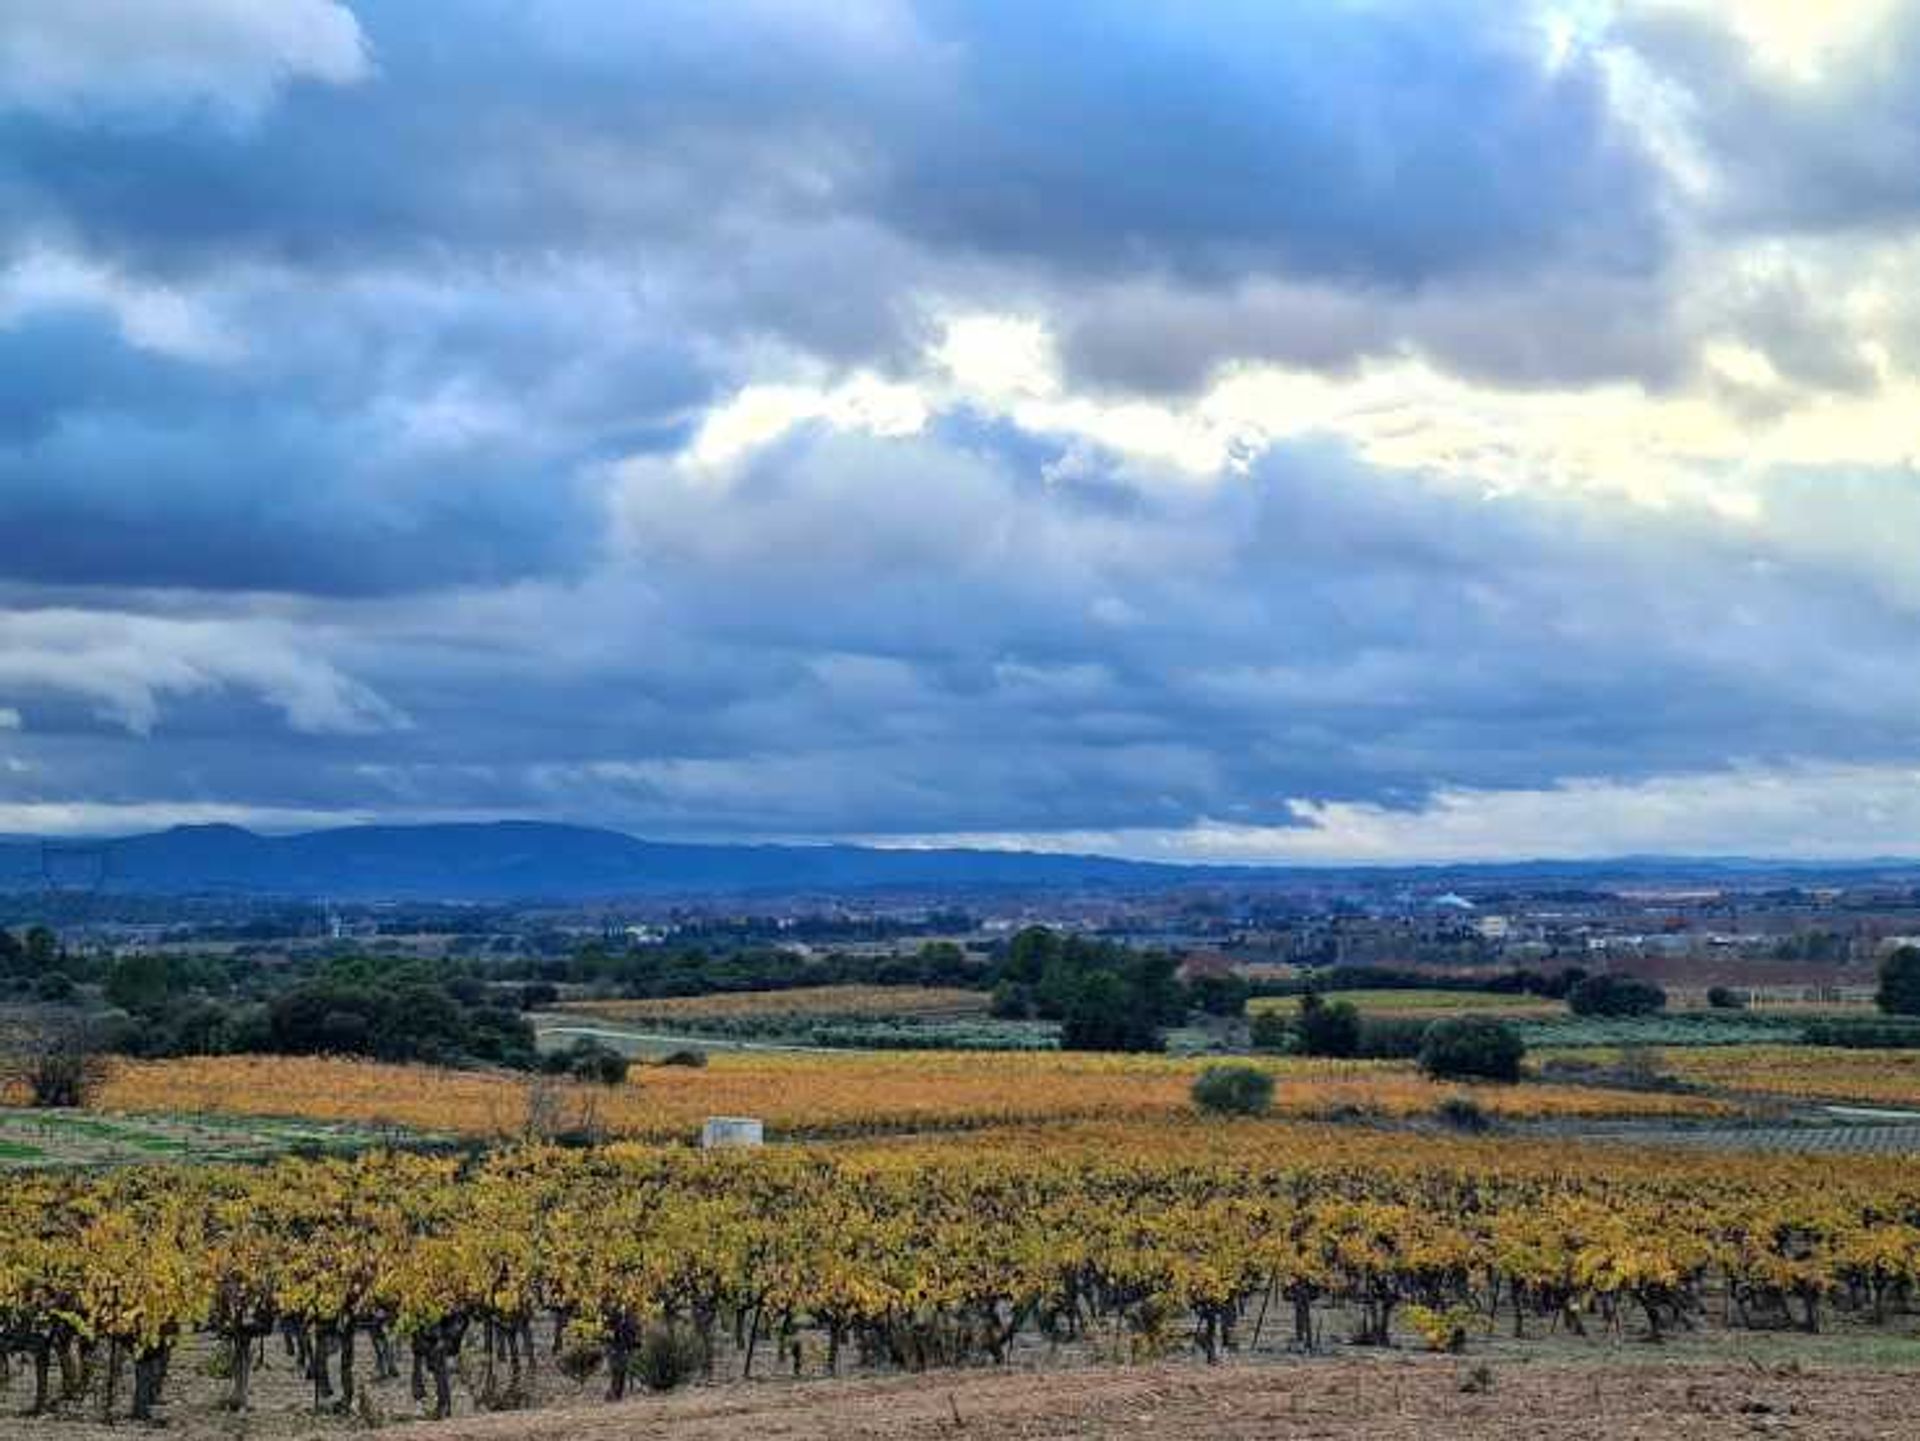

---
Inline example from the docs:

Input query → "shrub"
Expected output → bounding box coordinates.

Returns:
[566,1040,631,1085]
[1877,946,1920,1017]
[1567,974,1667,1018]
[1612,1045,1674,1089]
[633,1322,706,1392]
[24,1028,105,1107]
[31,971,76,1003]
[1803,1016,1920,1049]
[1191,1063,1275,1116]
[1434,1094,1491,1132]
[556,1341,605,1384]
[1705,985,1745,1010]
[1419,1017,1525,1083]
[657,1047,709,1068]
[1407,1303,1475,1354]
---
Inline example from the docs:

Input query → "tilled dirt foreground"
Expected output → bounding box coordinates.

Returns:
[370,1356,1920,1441]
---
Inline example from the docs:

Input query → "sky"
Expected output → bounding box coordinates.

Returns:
[3,0,1920,862]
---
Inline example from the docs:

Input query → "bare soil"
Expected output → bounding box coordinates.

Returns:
[371,1355,1920,1440]
[11,1341,1920,1441]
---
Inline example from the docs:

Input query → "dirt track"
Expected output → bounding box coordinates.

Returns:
[371,1355,1920,1440]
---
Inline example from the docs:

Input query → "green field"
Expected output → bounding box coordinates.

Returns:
[1246,988,1565,1019]
[0,1106,420,1170]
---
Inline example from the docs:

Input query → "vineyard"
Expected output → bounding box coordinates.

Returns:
[1611,1046,1920,1110]
[5,1122,1920,1425]
[67,1050,1732,1147]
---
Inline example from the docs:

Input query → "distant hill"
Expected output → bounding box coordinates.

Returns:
[0,822,1208,900]
[2,823,1918,902]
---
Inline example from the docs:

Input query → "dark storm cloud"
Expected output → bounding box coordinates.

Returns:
[0,264,709,594]
[0,0,1678,600]
[5,1,1920,846]
[1616,2,1920,237]
[15,423,1891,840]
[5,1,1661,282]
[879,0,1664,287]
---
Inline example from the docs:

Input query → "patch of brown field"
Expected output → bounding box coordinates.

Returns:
[368,1355,1920,1441]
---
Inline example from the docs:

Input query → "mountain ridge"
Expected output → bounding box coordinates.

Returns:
[4,821,1920,901]
[0,821,1204,900]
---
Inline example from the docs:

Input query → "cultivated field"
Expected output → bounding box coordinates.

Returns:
[1246,989,1565,1019]
[17,1040,1920,1434]
[1591,1044,1920,1110]
[9,1120,1920,1433]
[79,1050,1732,1147]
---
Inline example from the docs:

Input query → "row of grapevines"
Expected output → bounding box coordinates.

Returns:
[4,1124,1918,1421]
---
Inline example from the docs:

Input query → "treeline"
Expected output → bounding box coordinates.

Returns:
[5,932,539,1071]
[986,928,1184,1051]
[1253,963,1592,1001]
[549,940,987,996]
[557,928,1192,1052]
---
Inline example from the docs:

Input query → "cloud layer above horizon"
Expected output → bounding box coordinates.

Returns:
[5,0,1920,861]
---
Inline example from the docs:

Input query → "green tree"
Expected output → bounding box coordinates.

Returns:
[1419,1017,1525,1082]
[1058,972,1126,1050]
[1877,946,1920,1017]
[1295,991,1361,1057]
[105,952,171,1014]
[1003,926,1062,986]
[23,924,59,972]
[1567,974,1666,1017]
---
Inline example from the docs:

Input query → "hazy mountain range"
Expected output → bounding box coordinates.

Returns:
[0,822,1200,900]
[3,823,1918,902]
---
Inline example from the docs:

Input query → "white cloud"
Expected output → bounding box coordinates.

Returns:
[1620,0,1903,81]
[0,611,407,737]
[0,801,365,837]
[885,762,1920,864]
[685,373,929,473]
[0,249,242,362]
[0,0,369,115]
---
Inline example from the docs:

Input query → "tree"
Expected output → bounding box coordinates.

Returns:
[1567,974,1666,1018]
[1295,992,1361,1057]
[1002,926,1062,986]
[1185,972,1251,1018]
[1419,1017,1525,1082]
[105,953,171,1014]
[989,979,1032,1019]
[1248,1008,1292,1051]
[1877,946,1920,1017]
[1705,985,1745,1010]
[1191,1063,1274,1116]
[23,925,59,973]
[1058,972,1150,1051]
